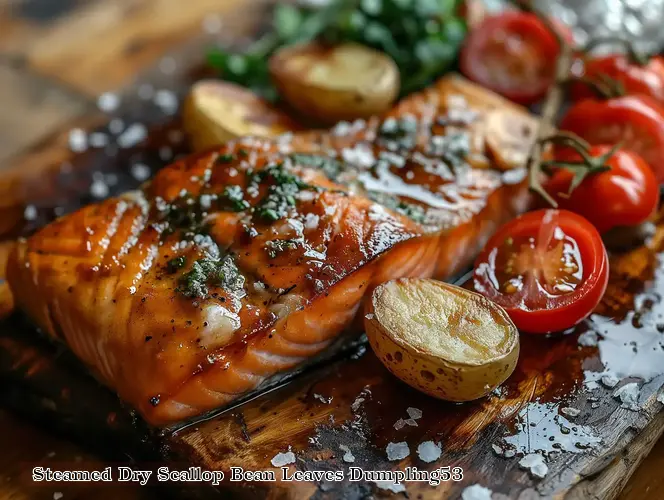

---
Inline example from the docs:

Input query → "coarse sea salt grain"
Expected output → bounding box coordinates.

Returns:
[97,92,120,113]
[393,419,406,430]
[416,441,441,463]
[407,407,423,420]
[53,493,64,500]
[561,407,581,418]
[614,382,641,410]
[154,90,179,115]
[461,484,493,500]
[601,373,620,388]
[373,479,405,493]
[130,163,151,182]
[68,128,88,152]
[24,205,37,221]
[270,451,296,467]
[404,418,418,427]
[519,453,548,479]
[658,392,664,404]
[90,179,109,199]
[386,442,410,461]
[117,123,147,148]
[88,132,109,148]
[108,118,125,135]
[339,445,355,463]
[577,330,598,347]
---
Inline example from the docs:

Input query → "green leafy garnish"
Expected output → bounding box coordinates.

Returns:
[289,153,345,181]
[220,185,250,212]
[207,0,466,100]
[251,163,319,222]
[166,256,186,273]
[177,255,244,299]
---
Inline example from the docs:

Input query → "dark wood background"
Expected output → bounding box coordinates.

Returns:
[1,0,664,498]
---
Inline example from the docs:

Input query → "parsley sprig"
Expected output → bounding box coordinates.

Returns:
[208,0,466,100]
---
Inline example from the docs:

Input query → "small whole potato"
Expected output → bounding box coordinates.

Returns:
[183,80,300,151]
[364,278,519,401]
[269,42,400,124]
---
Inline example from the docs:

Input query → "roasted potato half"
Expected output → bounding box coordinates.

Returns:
[269,42,400,124]
[183,80,300,151]
[364,278,519,401]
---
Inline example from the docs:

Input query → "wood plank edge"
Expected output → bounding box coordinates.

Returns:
[564,410,664,500]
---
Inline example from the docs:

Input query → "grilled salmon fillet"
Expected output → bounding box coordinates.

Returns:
[8,75,537,426]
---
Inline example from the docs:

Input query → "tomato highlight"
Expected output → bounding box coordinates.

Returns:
[460,12,570,105]
[474,209,609,334]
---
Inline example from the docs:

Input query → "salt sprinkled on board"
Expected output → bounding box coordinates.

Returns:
[416,441,441,463]
[68,128,88,152]
[519,453,548,479]
[404,418,418,427]
[407,407,423,420]
[386,442,410,461]
[339,445,355,463]
[108,118,125,135]
[314,393,332,404]
[578,330,599,347]
[271,450,296,467]
[492,443,503,456]
[88,132,109,148]
[154,90,179,115]
[373,479,406,493]
[561,407,581,418]
[393,419,406,430]
[601,373,620,388]
[117,123,147,148]
[138,84,155,101]
[658,392,664,405]
[461,484,493,500]
[614,382,641,410]
[24,205,37,221]
[53,493,64,500]
[90,178,109,199]
[130,163,151,182]
[97,92,120,113]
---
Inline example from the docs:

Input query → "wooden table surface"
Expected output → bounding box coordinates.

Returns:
[0,0,663,498]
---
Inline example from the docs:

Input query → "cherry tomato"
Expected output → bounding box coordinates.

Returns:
[460,12,571,105]
[570,54,664,104]
[474,209,609,334]
[559,95,664,183]
[545,145,659,233]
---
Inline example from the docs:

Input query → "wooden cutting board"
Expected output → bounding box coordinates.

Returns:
[3,1,664,499]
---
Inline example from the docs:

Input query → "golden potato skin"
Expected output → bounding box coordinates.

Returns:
[269,42,400,125]
[364,279,519,402]
[183,80,300,151]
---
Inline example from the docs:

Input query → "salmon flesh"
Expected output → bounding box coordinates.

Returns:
[8,75,536,425]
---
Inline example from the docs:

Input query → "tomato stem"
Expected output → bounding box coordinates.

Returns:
[583,37,651,66]
[510,0,574,208]
[567,73,624,99]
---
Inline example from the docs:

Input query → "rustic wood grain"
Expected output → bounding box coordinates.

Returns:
[0,410,155,500]
[2,0,664,498]
[0,0,259,96]
[0,63,90,164]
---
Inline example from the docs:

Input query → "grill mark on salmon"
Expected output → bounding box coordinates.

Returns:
[8,75,537,425]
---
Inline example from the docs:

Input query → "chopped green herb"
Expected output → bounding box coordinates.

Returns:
[215,153,235,164]
[166,255,186,273]
[251,163,320,223]
[238,148,249,158]
[177,255,244,299]
[220,185,250,212]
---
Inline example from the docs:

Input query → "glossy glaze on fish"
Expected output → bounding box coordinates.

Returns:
[8,75,536,425]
